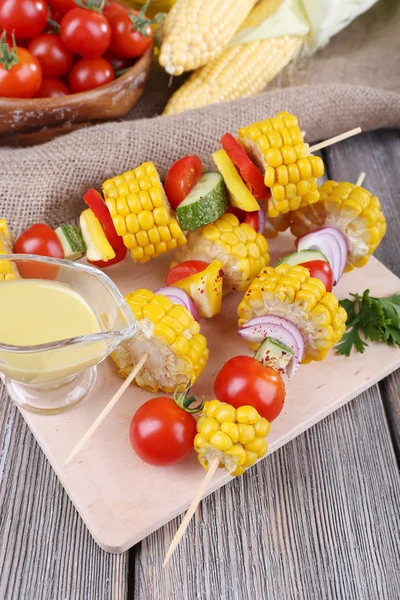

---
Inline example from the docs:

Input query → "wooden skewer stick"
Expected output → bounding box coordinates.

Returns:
[309,127,362,153]
[163,456,220,567]
[356,172,366,187]
[65,353,149,466]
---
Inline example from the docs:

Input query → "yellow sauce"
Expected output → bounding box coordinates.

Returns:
[0,279,105,385]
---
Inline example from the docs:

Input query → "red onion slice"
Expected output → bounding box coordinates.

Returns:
[154,287,199,321]
[257,201,266,234]
[297,227,348,285]
[238,315,304,378]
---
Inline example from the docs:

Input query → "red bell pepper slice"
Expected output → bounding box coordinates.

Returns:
[83,188,127,267]
[221,133,270,201]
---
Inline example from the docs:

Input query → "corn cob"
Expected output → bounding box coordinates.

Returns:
[111,289,208,393]
[290,180,387,271]
[237,112,325,219]
[0,219,19,281]
[238,264,347,363]
[159,0,257,76]
[194,400,270,476]
[102,162,187,264]
[171,212,270,292]
[163,36,302,115]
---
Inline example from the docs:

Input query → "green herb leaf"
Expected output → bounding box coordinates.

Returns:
[336,290,400,356]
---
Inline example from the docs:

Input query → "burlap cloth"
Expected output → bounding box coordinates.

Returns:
[0,0,399,234]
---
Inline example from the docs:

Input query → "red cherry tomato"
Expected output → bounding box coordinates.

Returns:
[130,397,197,466]
[68,57,114,93]
[221,133,270,201]
[36,77,70,97]
[299,259,333,292]
[60,8,111,59]
[15,224,64,279]
[214,356,286,422]
[109,11,153,58]
[164,155,203,211]
[0,0,48,40]
[28,34,73,79]
[166,260,209,286]
[103,48,132,72]
[103,0,128,21]
[0,45,42,98]
[47,0,77,16]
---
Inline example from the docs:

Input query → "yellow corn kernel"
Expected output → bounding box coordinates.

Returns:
[238,423,256,445]
[244,450,258,468]
[198,416,220,439]
[209,431,233,453]
[221,422,239,444]
[236,406,259,425]
[226,444,247,466]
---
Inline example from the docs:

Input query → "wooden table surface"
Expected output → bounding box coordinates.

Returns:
[1,130,399,600]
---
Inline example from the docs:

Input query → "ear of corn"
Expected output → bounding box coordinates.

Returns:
[159,0,257,76]
[102,162,187,264]
[194,400,270,476]
[0,219,19,281]
[238,112,325,218]
[171,212,270,292]
[290,180,387,271]
[111,289,208,393]
[238,263,347,363]
[163,36,302,115]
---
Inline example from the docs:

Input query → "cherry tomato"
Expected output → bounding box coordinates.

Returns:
[166,260,209,286]
[221,133,270,201]
[164,156,203,211]
[47,0,77,16]
[15,224,64,279]
[36,77,70,97]
[68,57,114,93]
[103,0,128,21]
[299,259,333,292]
[28,34,73,79]
[214,356,286,422]
[0,0,48,40]
[0,45,42,98]
[60,8,111,59]
[109,11,153,58]
[103,48,132,72]
[130,397,197,466]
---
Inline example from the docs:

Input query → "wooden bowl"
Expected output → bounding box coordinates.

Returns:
[0,45,153,147]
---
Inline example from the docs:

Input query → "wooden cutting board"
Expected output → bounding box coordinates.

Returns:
[17,233,400,553]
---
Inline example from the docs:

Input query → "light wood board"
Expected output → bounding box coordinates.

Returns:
[17,234,400,553]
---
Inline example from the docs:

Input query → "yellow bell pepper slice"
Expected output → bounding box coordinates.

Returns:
[172,260,224,319]
[80,209,116,262]
[212,149,260,212]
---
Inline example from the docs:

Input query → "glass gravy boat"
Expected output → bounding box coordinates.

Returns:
[0,254,137,414]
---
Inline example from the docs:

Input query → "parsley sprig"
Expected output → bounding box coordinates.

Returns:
[336,290,400,356]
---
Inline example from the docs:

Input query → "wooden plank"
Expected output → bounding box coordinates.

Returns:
[0,389,128,600]
[133,386,400,600]
[323,129,400,456]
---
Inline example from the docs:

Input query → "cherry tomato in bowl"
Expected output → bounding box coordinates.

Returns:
[47,0,77,16]
[28,34,73,79]
[166,260,209,286]
[15,224,64,280]
[299,259,333,292]
[0,0,48,40]
[130,396,197,466]
[60,7,111,59]
[36,78,70,97]
[214,356,286,422]
[164,156,203,211]
[109,9,155,58]
[103,0,128,21]
[0,42,42,99]
[68,57,114,93]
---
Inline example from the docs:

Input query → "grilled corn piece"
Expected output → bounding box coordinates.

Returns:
[237,112,324,218]
[194,400,270,476]
[0,219,19,281]
[159,0,257,75]
[111,289,208,393]
[163,36,302,115]
[103,162,187,264]
[171,212,270,292]
[238,264,347,363]
[290,180,387,271]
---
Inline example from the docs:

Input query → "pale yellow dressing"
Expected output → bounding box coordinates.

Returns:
[0,279,106,385]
